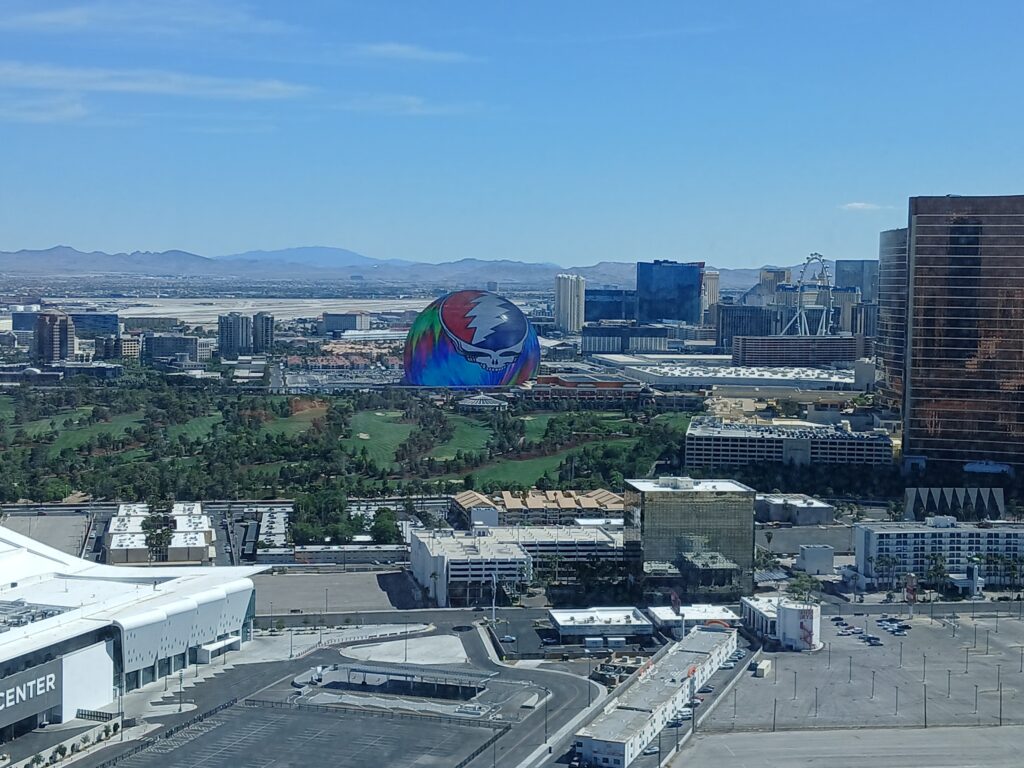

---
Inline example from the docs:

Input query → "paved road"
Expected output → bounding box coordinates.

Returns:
[677,725,1024,768]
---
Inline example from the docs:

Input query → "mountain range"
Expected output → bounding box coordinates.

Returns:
[0,245,817,291]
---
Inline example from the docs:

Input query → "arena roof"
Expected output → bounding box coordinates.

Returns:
[0,526,267,664]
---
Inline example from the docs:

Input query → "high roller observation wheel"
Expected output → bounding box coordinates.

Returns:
[783,252,834,336]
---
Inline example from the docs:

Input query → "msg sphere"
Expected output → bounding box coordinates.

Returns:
[404,290,540,387]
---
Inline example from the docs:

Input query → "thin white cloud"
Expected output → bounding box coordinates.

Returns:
[349,43,480,64]
[0,61,311,100]
[0,1,291,36]
[0,93,87,123]
[839,202,886,211]
[341,94,482,117]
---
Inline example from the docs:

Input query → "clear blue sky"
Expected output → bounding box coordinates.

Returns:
[2,1,1023,267]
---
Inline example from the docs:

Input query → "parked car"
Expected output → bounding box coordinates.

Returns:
[500,635,516,643]
[698,685,715,694]
[719,662,736,670]
[642,745,659,755]
[542,637,558,645]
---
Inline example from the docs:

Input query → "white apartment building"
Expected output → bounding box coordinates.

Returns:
[854,517,1024,591]
[574,628,736,768]
[555,273,586,334]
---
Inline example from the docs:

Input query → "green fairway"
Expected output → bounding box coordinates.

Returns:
[519,413,556,442]
[167,413,223,442]
[428,415,492,459]
[466,438,639,486]
[10,407,94,439]
[261,405,329,436]
[653,412,693,430]
[49,410,146,455]
[0,395,13,420]
[341,410,415,466]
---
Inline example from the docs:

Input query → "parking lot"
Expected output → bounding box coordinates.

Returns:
[114,703,492,768]
[704,608,1024,731]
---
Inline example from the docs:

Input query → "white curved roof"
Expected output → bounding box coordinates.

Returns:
[0,525,267,664]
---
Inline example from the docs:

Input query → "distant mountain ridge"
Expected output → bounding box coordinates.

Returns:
[0,245,827,291]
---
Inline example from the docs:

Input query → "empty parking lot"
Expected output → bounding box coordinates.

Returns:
[114,704,492,768]
[704,608,1024,731]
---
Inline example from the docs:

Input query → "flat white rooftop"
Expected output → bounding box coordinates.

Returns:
[625,477,753,494]
[412,530,530,562]
[648,604,739,624]
[741,595,815,618]
[549,607,652,629]
[757,493,833,509]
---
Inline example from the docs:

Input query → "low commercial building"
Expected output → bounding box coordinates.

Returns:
[647,604,740,639]
[549,607,654,641]
[255,544,407,566]
[409,529,532,608]
[685,417,894,469]
[740,596,821,651]
[450,491,500,527]
[755,493,835,525]
[853,516,1024,591]
[517,374,651,406]
[795,544,834,576]
[574,628,737,767]
[107,533,149,564]
[0,526,263,749]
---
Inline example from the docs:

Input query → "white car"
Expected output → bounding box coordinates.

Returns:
[642,745,660,755]
[719,662,736,670]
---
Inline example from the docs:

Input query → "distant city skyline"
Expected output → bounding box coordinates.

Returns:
[2,1,1024,266]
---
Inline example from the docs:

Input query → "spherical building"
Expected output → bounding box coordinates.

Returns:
[404,290,540,387]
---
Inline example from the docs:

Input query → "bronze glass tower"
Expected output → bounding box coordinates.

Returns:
[903,195,1024,469]
[876,228,909,409]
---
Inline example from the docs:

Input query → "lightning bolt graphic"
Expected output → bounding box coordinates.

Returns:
[465,293,507,344]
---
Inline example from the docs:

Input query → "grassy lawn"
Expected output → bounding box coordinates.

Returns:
[428,415,492,459]
[653,412,693,430]
[0,395,13,420]
[167,413,223,441]
[9,407,93,439]
[341,410,415,466]
[518,413,556,442]
[49,410,146,455]
[261,405,329,436]
[465,437,639,486]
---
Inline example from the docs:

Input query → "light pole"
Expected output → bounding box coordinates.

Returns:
[922,654,927,683]
[792,671,797,700]
[899,642,903,668]
[871,670,876,699]
[543,687,549,743]
[270,600,274,633]
[178,670,183,713]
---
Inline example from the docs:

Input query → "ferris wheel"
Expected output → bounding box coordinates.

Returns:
[780,253,834,336]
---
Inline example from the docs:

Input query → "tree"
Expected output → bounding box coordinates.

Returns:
[370,508,402,544]
[925,553,948,592]
[786,573,819,603]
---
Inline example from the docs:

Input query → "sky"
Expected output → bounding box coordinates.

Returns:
[2,1,1024,268]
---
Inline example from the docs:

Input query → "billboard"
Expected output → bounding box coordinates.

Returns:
[0,659,63,729]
